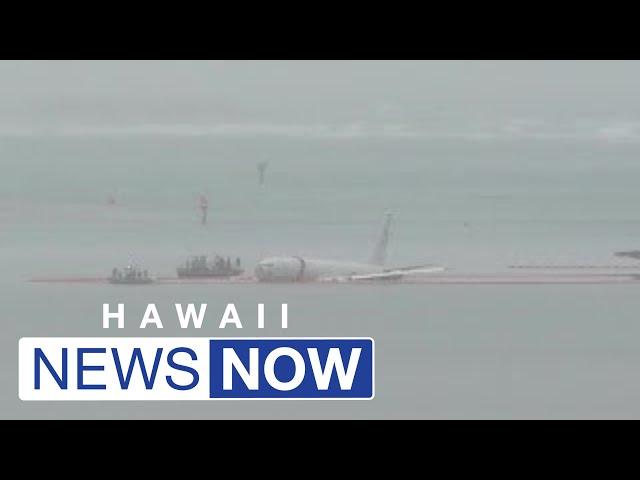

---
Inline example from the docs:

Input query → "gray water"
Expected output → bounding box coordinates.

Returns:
[3,134,640,418]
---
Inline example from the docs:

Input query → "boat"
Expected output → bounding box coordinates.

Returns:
[109,264,154,285]
[615,250,640,261]
[177,255,244,278]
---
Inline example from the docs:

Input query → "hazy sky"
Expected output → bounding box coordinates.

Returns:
[1,60,640,128]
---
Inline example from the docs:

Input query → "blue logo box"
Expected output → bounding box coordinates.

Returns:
[209,338,374,399]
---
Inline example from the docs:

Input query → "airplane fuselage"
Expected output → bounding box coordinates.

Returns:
[255,257,384,282]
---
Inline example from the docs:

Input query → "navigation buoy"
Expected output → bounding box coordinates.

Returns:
[199,194,209,225]
[257,161,269,186]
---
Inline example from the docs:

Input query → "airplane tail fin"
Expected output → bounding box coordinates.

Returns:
[370,213,393,266]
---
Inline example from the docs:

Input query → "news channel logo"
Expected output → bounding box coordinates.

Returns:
[19,337,375,400]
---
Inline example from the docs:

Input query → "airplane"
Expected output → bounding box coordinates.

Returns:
[254,213,445,283]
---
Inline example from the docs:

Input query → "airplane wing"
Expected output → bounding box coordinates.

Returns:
[351,266,445,282]
[320,265,446,283]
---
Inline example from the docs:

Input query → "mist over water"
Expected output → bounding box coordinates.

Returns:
[3,61,640,418]
[4,135,640,274]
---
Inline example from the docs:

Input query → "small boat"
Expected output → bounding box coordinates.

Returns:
[109,265,154,285]
[615,250,640,261]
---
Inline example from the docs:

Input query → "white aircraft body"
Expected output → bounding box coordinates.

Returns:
[254,214,444,283]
